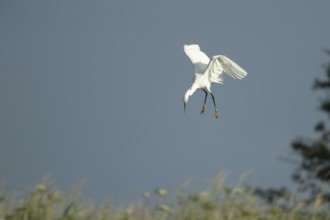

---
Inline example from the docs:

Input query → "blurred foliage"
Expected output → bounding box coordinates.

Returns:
[0,173,329,220]
[290,50,330,202]
[254,51,330,206]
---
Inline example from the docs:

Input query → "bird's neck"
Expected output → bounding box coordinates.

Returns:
[184,86,197,102]
[188,86,197,96]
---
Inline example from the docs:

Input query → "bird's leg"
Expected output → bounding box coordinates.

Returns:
[211,93,220,119]
[200,90,208,114]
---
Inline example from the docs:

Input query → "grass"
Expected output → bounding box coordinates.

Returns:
[0,173,329,220]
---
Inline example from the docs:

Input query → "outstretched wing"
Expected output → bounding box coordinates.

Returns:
[204,55,248,84]
[184,44,210,74]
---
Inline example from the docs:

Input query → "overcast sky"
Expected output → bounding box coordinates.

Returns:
[1,0,330,201]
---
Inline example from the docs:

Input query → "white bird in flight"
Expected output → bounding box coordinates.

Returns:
[183,44,248,119]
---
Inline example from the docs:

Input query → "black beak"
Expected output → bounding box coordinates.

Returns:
[184,102,186,113]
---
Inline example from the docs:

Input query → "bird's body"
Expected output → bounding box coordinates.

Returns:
[183,44,248,118]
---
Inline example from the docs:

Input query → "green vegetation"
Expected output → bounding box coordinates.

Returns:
[288,51,330,202]
[0,173,329,220]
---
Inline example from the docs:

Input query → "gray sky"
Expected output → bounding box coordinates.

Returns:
[1,0,330,201]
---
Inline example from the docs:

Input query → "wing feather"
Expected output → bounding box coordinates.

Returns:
[204,55,248,84]
[184,44,210,74]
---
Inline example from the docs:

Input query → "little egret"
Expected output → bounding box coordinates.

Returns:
[183,44,248,119]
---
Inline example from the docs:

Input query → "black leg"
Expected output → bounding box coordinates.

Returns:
[200,90,208,114]
[211,93,220,119]
[210,93,216,107]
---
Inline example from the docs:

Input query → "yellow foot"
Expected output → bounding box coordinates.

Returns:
[200,105,206,114]
[215,108,220,119]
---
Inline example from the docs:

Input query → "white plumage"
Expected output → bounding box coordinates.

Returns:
[183,44,248,119]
